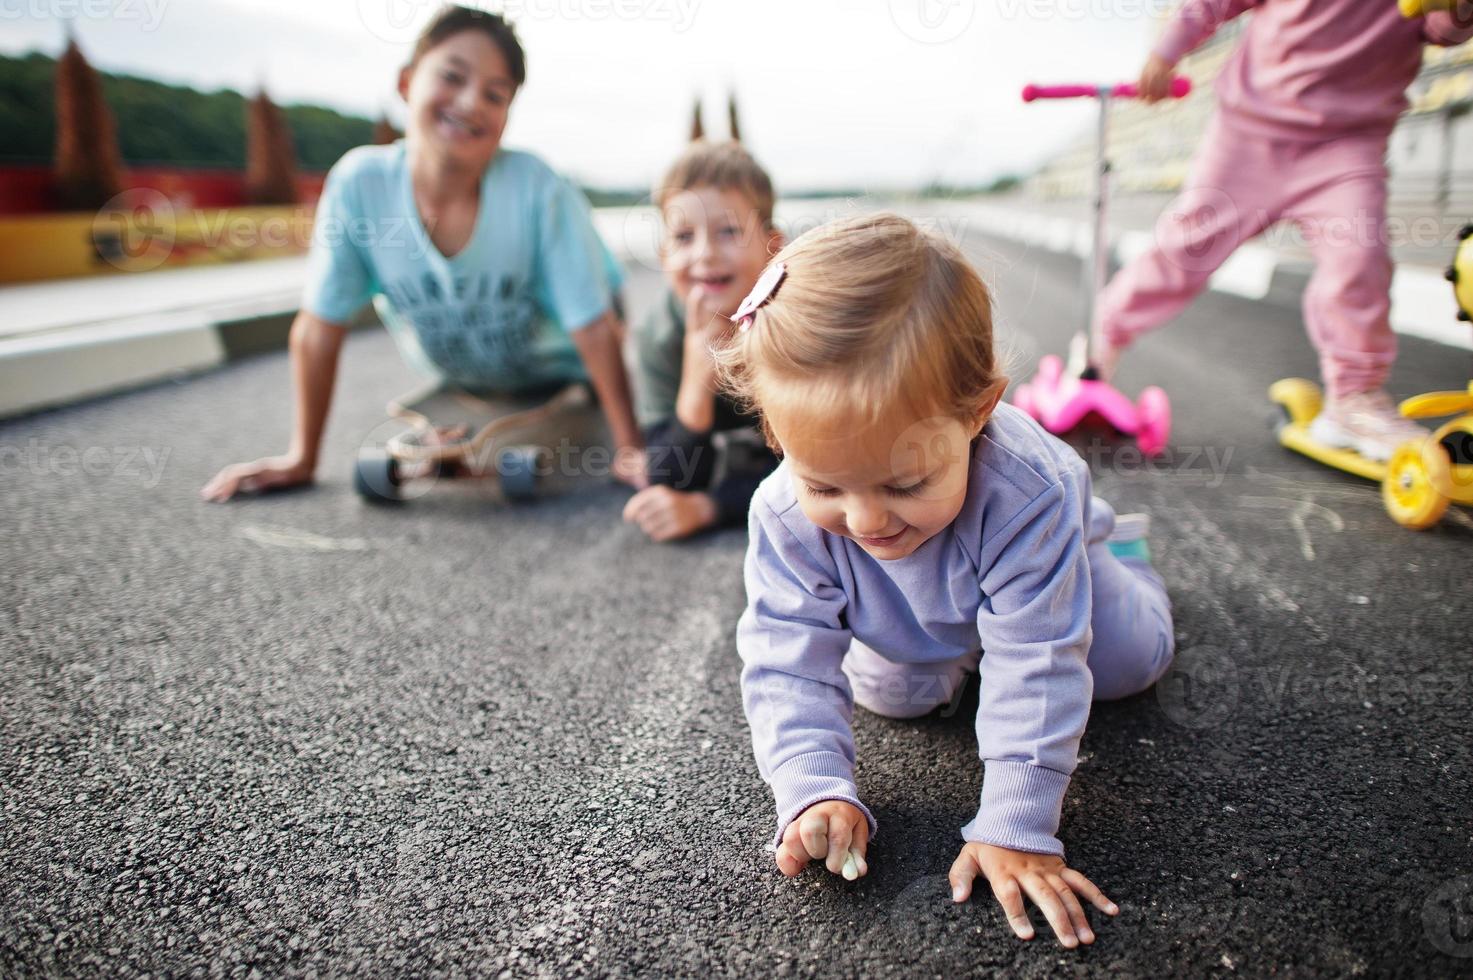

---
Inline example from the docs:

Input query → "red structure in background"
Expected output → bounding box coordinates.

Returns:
[245,90,299,206]
[52,37,124,211]
[372,113,402,145]
[0,165,326,216]
[0,33,360,282]
[4,34,329,219]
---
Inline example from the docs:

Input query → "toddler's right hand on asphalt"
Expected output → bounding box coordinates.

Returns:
[776,800,870,880]
[200,455,313,502]
[1137,54,1174,103]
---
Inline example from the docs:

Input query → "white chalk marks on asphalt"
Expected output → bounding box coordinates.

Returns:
[1239,496,1346,562]
[1171,496,1321,635]
[239,525,372,553]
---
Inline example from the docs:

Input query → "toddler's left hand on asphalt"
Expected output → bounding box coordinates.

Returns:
[949,842,1118,949]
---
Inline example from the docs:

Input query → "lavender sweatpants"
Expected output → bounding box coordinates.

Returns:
[1094,111,1395,401]
[842,500,1175,718]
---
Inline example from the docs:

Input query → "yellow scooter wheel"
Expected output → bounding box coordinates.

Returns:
[1382,440,1451,530]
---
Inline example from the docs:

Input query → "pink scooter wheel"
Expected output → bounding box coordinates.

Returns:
[1135,386,1171,456]
[1035,354,1065,388]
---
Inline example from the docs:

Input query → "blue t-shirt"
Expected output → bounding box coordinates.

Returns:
[302,142,623,391]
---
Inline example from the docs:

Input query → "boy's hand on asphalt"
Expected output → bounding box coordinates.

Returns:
[776,800,870,880]
[622,485,717,541]
[425,423,467,446]
[1137,54,1174,103]
[949,842,1118,949]
[612,444,650,490]
[200,455,314,502]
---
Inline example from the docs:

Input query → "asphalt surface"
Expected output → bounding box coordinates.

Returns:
[4,212,1473,977]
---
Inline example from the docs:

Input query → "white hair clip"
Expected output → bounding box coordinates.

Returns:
[731,261,787,333]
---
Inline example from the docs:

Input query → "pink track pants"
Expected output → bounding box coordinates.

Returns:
[1095,111,1396,401]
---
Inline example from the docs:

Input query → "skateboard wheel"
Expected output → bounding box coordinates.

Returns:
[498,445,544,501]
[1382,440,1450,530]
[1135,386,1171,457]
[353,448,402,503]
[1268,378,1322,427]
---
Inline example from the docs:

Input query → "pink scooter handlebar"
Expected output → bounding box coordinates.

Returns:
[1021,77,1192,102]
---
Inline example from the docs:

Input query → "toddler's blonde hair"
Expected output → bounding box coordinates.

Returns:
[716,212,1007,449]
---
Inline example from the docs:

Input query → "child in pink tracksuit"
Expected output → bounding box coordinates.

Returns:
[1094,0,1473,461]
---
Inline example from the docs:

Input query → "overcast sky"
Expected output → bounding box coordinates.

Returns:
[0,0,1173,192]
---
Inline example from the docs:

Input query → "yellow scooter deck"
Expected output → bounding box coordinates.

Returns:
[1275,422,1388,482]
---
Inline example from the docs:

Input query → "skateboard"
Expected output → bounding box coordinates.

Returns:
[1010,78,1191,457]
[1270,378,1473,530]
[353,382,607,503]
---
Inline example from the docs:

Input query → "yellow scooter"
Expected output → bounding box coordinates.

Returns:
[1270,225,1473,530]
[1399,0,1459,16]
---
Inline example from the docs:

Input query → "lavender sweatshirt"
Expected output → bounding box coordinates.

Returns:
[1154,0,1473,142]
[737,404,1095,856]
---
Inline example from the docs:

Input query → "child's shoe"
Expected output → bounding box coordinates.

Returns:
[1105,512,1152,563]
[1307,388,1428,463]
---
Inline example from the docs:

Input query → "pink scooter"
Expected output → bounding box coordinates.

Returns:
[1010,78,1192,457]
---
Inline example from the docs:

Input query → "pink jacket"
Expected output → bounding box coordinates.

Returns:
[1154,0,1473,140]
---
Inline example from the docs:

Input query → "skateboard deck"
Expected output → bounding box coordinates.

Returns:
[355,382,610,502]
